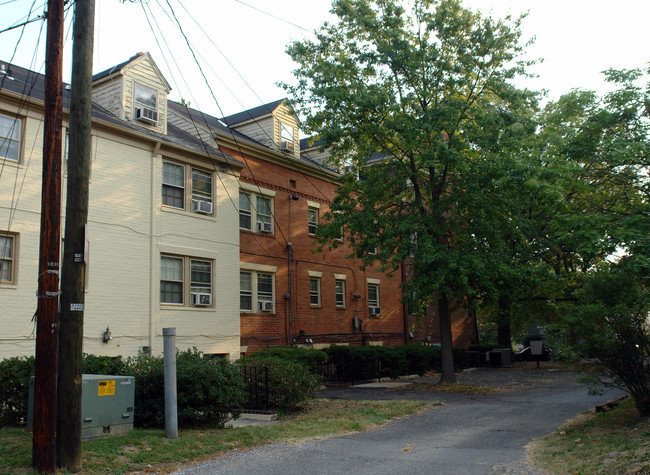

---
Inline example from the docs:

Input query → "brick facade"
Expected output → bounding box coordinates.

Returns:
[221,145,407,354]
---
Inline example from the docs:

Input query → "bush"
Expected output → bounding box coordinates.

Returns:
[82,353,127,375]
[238,356,320,413]
[125,349,245,428]
[244,346,327,374]
[0,355,34,426]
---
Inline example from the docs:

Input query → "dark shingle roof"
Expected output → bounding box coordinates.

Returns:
[92,52,144,82]
[220,99,286,127]
[0,60,243,168]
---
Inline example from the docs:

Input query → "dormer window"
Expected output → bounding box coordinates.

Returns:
[134,83,158,124]
[280,122,294,152]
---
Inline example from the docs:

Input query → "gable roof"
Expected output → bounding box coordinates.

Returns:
[92,52,172,93]
[220,98,286,127]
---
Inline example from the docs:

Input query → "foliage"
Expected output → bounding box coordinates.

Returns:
[243,346,328,374]
[237,356,320,414]
[82,353,127,375]
[0,355,34,426]
[285,0,538,382]
[124,349,245,428]
[552,262,650,416]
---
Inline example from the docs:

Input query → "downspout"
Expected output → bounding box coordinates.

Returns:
[149,141,162,352]
[287,194,299,345]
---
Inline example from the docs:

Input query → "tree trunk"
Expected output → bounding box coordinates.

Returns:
[496,297,511,348]
[438,295,456,383]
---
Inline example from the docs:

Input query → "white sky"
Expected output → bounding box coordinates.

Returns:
[0,0,648,120]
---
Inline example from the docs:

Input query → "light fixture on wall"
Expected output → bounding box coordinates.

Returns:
[102,326,113,343]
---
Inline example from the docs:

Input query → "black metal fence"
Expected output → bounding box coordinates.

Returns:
[318,353,380,383]
[239,365,269,411]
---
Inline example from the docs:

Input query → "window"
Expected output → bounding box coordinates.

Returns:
[310,277,321,306]
[0,233,16,284]
[134,83,157,110]
[280,122,294,150]
[0,112,21,162]
[368,282,380,309]
[162,161,213,215]
[239,190,273,233]
[160,255,212,306]
[240,270,275,312]
[335,279,345,307]
[308,207,318,235]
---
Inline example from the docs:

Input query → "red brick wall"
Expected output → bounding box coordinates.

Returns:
[221,145,407,354]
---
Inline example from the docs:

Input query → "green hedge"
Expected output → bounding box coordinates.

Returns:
[243,346,327,374]
[0,350,245,429]
[0,356,35,426]
[237,356,320,413]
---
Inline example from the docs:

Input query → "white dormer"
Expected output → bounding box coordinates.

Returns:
[92,52,172,135]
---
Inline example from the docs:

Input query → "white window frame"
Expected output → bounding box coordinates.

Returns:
[240,268,276,313]
[280,122,294,148]
[0,112,21,162]
[0,232,17,284]
[162,160,214,215]
[160,254,213,307]
[335,276,346,308]
[367,280,380,308]
[308,207,318,235]
[134,82,158,112]
[239,185,275,233]
[310,277,321,307]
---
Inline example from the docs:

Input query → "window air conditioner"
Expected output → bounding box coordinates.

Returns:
[259,300,274,312]
[280,141,294,151]
[369,306,381,316]
[257,221,273,233]
[192,200,213,214]
[191,293,212,306]
[135,106,158,124]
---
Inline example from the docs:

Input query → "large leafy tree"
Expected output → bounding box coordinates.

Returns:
[285,0,537,382]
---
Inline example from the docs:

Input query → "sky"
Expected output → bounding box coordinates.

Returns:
[0,0,648,121]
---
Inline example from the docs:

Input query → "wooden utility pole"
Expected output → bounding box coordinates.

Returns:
[33,0,64,472]
[57,0,95,471]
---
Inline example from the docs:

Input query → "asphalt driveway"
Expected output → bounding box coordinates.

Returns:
[174,366,623,475]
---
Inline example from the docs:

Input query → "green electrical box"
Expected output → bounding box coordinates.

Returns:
[28,374,135,439]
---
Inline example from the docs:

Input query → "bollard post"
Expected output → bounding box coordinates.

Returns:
[163,328,178,439]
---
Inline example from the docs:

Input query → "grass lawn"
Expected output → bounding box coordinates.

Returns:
[529,397,650,474]
[0,399,430,474]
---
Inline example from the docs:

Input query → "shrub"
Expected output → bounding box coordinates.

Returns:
[238,356,320,413]
[0,356,34,426]
[124,349,245,428]
[244,346,327,374]
[82,353,127,375]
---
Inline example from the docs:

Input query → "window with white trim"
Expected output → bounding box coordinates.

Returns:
[160,254,212,307]
[0,112,21,162]
[162,160,213,215]
[308,207,318,235]
[134,82,158,123]
[239,191,273,233]
[368,283,379,307]
[335,279,345,307]
[280,122,294,151]
[0,233,16,284]
[240,270,275,312]
[310,277,321,306]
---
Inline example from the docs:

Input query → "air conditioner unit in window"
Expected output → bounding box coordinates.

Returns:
[257,221,273,233]
[369,306,381,316]
[191,200,213,214]
[135,106,158,125]
[191,293,212,306]
[280,141,294,151]
[258,300,274,312]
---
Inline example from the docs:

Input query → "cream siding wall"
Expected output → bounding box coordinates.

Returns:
[273,103,300,160]
[232,116,274,149]
[91,80,124,121]
[0,108,241,360]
